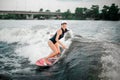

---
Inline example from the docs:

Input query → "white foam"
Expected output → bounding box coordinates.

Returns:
[100,42,120,80]
[0,27,73,64]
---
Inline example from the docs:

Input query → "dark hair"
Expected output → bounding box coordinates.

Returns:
[65,28,69,33]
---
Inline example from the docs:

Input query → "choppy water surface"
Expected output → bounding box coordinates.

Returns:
[0,20,120,80]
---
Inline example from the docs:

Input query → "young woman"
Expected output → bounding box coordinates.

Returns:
[44,21,69,65]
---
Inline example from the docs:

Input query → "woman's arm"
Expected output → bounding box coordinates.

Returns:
[55,29,67,49]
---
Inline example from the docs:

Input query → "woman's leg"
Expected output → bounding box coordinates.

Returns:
[55,42,61,54]
[46,40,59,59]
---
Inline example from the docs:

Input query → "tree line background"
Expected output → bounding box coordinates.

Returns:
[62,3,120,20]
[0,3,120,20]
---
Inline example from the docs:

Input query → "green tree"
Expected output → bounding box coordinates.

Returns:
[56,9,61,12]
[75,7,87,19]
[85,9,92,19]
[101,4,119,20]
[5,14,17,19]
[101,5,109,20]
[39,8,43,12]
[90,5,99,19]
[45,9,50,12]
[108,3,119,20]
[63,9,73,19]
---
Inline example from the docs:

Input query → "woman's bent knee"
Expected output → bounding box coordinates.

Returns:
[48,40,52,45]
[54,51,59,54]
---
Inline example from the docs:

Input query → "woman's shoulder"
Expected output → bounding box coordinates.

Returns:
[57,29,62,34]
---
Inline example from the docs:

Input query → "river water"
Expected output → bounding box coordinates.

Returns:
[0,20,120,80]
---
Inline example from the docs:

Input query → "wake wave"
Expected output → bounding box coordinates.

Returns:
[100,42,120,80]
[61,35,120,80]
[0,27,73,63]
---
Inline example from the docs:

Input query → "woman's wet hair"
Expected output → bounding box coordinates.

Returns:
[63,28,69,33]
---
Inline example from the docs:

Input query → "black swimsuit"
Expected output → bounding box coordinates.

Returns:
[49,28,69,44]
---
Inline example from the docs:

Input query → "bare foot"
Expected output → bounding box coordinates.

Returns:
[44,58,52,65]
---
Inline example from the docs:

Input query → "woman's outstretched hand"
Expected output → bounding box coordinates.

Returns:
[62,45,68,49]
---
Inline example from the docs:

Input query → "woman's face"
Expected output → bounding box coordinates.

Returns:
[62,23,67,28]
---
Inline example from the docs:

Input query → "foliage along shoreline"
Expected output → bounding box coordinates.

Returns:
[0,3,120,21]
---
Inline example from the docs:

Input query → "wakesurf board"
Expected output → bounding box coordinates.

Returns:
[36,50,65,68]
